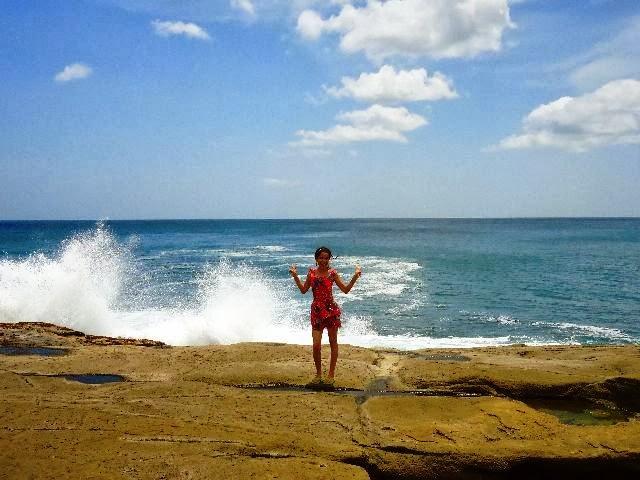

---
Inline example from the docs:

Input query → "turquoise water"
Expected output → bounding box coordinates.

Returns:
[0,219,638,348]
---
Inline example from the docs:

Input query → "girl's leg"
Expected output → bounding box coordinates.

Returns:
[327,327,339,379]
[312,328,323,377]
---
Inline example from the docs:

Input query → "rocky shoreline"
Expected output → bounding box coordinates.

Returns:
[1,322,639,479]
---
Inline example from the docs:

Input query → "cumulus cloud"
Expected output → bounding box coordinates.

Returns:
[54,63,93,83]
[292,104,427,147]
[297,0,515,61]
[151,20,211,40]
[325,65,458,103]
[297,10,325,40]
[230,0,255,17]
[262,177,301,188]
[495,79,640,152]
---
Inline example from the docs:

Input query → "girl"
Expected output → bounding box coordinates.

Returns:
[289,246,361,385]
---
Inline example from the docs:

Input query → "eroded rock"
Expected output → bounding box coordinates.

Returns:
[1,322,639,479]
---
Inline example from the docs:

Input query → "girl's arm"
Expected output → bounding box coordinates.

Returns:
[333,264,361,294]
[289,264,311,294]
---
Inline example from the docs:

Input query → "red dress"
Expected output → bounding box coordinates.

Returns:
[308,268,342,330]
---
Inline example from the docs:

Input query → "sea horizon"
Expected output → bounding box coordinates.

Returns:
[2,216,640,222]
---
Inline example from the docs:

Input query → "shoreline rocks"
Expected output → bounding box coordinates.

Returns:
[1,322,639,479]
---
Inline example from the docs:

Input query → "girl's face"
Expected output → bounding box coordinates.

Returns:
[316,252,331,268]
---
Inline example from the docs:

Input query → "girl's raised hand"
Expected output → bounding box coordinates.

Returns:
[289,264,298,276]
[355,264,362,278]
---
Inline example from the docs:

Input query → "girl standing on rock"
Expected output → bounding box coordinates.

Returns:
[289,246,361,386]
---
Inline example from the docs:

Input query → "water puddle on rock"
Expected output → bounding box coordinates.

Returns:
[235,382,354,394]
[524,398,632,426]
[60,374,126,384]
[22,373,126,384]
[0,346,68,357]
[235,378,483,404]
[350,376,482,404]
[415,353,471,362]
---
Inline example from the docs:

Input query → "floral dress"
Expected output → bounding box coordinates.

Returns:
[308,268,342,330]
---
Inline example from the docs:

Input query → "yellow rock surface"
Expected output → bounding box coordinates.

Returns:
[1,323,639,479]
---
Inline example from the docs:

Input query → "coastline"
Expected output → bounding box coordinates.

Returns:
[1,322,639,479]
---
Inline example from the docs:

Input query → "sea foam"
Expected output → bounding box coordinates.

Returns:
[0,225,128,335]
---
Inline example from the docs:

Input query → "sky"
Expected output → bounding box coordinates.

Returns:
[1,0,639,219]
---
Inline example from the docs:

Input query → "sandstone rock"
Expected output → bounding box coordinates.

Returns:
[1,322,639,479]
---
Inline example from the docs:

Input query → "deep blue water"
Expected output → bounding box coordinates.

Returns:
[0,218,638,348]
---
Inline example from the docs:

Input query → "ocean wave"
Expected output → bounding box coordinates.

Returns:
[386,298,424,315]
[0,224,131,335]
[531,321,631,340]
[340,334,515,350]
[255,245,287,252]
[459,310,519,326]
[332,256,423,300]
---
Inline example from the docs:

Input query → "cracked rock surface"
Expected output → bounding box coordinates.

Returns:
[2,322,640,479]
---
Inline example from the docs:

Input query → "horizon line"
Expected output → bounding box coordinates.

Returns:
[1,216,639,222]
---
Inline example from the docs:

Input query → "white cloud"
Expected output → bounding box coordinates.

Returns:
[325,65,458,103]
[297,0,515,61]
[292,104,427,147]
[570,57,639,92]
[54,63,93,83]
[262,177,301,188]
[304,92,329,106]
[567,16,640,91]
[97,1,328,23]
[230,0,256,17]
[151,20,211,40]
[297,10,325,40]
[495,79,640,152]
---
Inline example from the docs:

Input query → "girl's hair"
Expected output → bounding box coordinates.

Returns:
[314,246,332,259]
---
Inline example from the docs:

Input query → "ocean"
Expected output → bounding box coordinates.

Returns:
[0,218,638,348]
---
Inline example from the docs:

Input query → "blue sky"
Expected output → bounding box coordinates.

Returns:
[1,0,639,219]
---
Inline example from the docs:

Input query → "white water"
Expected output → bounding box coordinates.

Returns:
[0,226,128,336]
